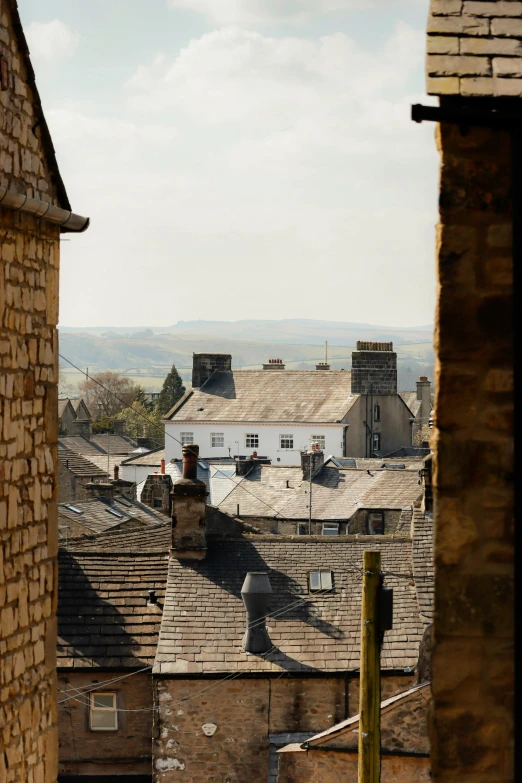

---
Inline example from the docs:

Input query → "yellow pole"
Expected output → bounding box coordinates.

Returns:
[358,550,382,783]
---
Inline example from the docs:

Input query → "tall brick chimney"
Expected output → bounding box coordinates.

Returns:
[351,341,397,395]
[301,444,324,481]
[192,353,232,389]
[171,444,207,559]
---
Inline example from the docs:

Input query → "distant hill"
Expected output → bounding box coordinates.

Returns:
[58,319,435,392]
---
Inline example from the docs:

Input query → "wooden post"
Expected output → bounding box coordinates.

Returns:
[358,550,382,783]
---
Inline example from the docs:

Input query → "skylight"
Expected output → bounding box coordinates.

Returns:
[106,508,125,518]
[64,505,83,514]
[382,463,405,469]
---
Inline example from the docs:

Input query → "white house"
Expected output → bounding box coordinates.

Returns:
[163,347,418,466]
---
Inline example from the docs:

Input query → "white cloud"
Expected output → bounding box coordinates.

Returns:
[166,0,400,26]
[25,20,80,62]
[53,22,438,327]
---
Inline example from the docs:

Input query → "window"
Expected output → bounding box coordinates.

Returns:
[309,570,333,592]
[372,432,381,454]
[90,693,118,731]
[368,512,384,535]
[310,435,325,450]
[245,434,259,449]
[374,403,380,422]
[322,522,339,536]
[280,434,294,450]
[180,432,194,444]
[153,497,163,509]
[211,433,224,448]
[297,523,307,535]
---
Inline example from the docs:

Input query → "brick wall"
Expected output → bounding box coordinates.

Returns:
[431,120,514,781]
[0,5,64,782]
[58,671,154,776]
[153,674,412,782]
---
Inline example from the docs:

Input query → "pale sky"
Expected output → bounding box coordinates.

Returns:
[19,0,439,328]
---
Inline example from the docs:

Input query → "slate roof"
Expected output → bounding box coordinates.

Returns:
[58,436,105,457]
[85,454,126,478]
[58,399,73,418]
[399,391,422,419]
[121,447,165,466]
[57,446,107,479]
[90,434,138,455]
[65,524,171,553]
[57,550,169,668]
[218,465,423,520]
[154,537,425,674]
[58,497,168,536]
[166,370,357,423]
[325,456,425,471]
[412,508,434,626]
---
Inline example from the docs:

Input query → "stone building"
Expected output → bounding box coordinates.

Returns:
[150,446,434,783]
[57,446,108,503]
[164,346,417,465]
[413,2,516,782]
[57,526,170,783]
[0,3,89,782]
[58,398,92,436]
[278,683,431,783]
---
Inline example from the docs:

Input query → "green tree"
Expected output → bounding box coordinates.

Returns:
[156,364,186,416]
[115,402,164,447]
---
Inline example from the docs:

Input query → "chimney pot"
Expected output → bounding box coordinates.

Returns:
[160,458,165,475]
[182,444,199,480]
[113,465,119,481]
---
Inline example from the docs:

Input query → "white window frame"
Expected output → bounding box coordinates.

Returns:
[180,432,194,444]
[373,432,381,454]
[90,692,118,731]
[310,435,326,450]
[322,522,339,536]
[373,403,380,422]
[245,433,259,449]
[309,570,333,592]
[211,433,224,448]
[279,434,294,450]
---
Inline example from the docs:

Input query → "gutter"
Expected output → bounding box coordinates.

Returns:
[0,186,89,232]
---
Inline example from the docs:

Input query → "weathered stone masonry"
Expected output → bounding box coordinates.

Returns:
[1,4,89,782]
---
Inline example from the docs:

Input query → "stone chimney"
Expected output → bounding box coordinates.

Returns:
[235,454,271,477]
[171,444,207,559]
[113,419,126,436]
[137,436,155,450]
[351,341,397,395]
[68,419,92,439]
[301,444,324,481]
[416,376,432,422]
[85,481,114,501]
[141,473,173,515]
[315,362,330,370]
[262,358,285,370]
[192,353,232,389]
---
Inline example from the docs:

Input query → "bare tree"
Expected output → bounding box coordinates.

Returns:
[79,371,140,419]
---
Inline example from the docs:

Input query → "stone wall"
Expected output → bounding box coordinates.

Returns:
[153,674,413,783]
[57,671,154,777]
[351,347,398,395]
[431,120,514,781]
[1,4,65,781]
[57,462,100,504]
[278,751,430,783]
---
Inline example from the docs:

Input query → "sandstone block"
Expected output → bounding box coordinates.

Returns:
[463,1,522,15]
[430,0,463,14]
[427,35,460,54]
[427,15,489,34]
[427,53,491,76]
[461,36,522,55]
[493,56,522,76]
[427,75,460,94]
[491,17,522,36]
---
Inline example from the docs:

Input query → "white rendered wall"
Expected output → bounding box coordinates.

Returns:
[121,463,157,485]
[164,423,344,466]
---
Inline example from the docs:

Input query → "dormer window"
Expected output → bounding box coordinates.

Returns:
[309,570,333,592]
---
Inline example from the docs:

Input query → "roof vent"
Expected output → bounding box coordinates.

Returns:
[241,572,273,655]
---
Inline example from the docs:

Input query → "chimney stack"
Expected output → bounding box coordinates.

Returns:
[315,362,330,370]
[262,359,285,370]
[171,444,206,559]
[68,419,92,439]
[160,458,165,475]
[416,376,431,423]
[235,454,271,476]
[351,341,397,395]
[241,572,273,655]
[113,419,126,436]
[192,353,232,389]
[301,445,324,481]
